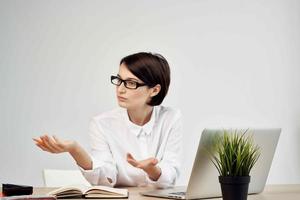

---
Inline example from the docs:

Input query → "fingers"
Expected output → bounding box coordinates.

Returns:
[126,153,159,169]
[39,135,56,153]
[141,158,158,168]
[33,134,63,153]
[128,159,141,168]
[43,135,64,153]
[33,136,47,148]
[32,138,43,145]
[126,153,134,160]
[127,159,139,167]
[126,153,141,168]
[35,142,49,152]
[151,158,158,165]
[46,135,64,153]
[32,138,40,142]
[53,135,60,143]
[33,136,51,152]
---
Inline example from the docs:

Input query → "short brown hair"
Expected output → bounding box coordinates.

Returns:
[120,52,170,106]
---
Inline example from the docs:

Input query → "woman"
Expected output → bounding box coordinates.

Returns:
[33,52,182,188]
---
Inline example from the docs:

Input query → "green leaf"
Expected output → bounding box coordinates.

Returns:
[205,129,261,176]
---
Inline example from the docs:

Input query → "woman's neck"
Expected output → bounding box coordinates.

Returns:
[127,105,154,126]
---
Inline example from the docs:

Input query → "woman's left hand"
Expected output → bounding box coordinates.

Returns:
[126,153,161,181]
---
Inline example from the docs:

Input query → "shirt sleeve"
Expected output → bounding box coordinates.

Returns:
[79,119,118,187]
[147,111,183,188]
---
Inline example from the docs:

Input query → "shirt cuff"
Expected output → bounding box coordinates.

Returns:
[78,155,116,187]
[146,162,177,189]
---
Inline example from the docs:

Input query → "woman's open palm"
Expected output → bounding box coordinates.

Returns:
[126,153,158,171]
[33,134,75,154]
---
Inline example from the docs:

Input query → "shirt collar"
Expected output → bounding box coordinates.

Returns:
[124,106,157,137]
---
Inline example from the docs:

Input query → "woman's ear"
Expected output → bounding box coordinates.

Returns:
[150,84,161,97]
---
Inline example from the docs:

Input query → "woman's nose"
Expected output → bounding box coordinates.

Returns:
[117,82,126,93]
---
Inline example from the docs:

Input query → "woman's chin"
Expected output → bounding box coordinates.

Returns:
[117,101,128,108]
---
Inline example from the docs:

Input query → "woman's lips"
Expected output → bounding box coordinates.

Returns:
[117,96,127,101]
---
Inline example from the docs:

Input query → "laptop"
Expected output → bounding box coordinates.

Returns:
[141,128,281,199]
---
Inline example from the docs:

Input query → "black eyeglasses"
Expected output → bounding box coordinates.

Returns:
[110,75,147,89]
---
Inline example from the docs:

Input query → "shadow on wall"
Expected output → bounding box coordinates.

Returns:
[296,126,300,178]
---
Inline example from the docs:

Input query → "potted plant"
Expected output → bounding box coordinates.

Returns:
[209,129,261,200]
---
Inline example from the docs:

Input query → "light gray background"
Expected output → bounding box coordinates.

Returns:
[0,0,299,186]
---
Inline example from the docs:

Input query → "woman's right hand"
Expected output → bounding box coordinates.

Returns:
[33,134,92,170]
[33,134,77,154]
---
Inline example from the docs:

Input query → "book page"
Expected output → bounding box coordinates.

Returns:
[85,186,128,196]
[47,185,89,196]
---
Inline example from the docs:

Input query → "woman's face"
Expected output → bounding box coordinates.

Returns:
[115,63,154,110]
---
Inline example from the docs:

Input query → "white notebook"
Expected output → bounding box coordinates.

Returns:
[43,169,91,187]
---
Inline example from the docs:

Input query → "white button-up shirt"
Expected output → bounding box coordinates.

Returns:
[80,105,182,188]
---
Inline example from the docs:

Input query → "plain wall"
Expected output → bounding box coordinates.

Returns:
[0,0,299,186]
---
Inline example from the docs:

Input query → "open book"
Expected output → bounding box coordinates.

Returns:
[47,185,128,199]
